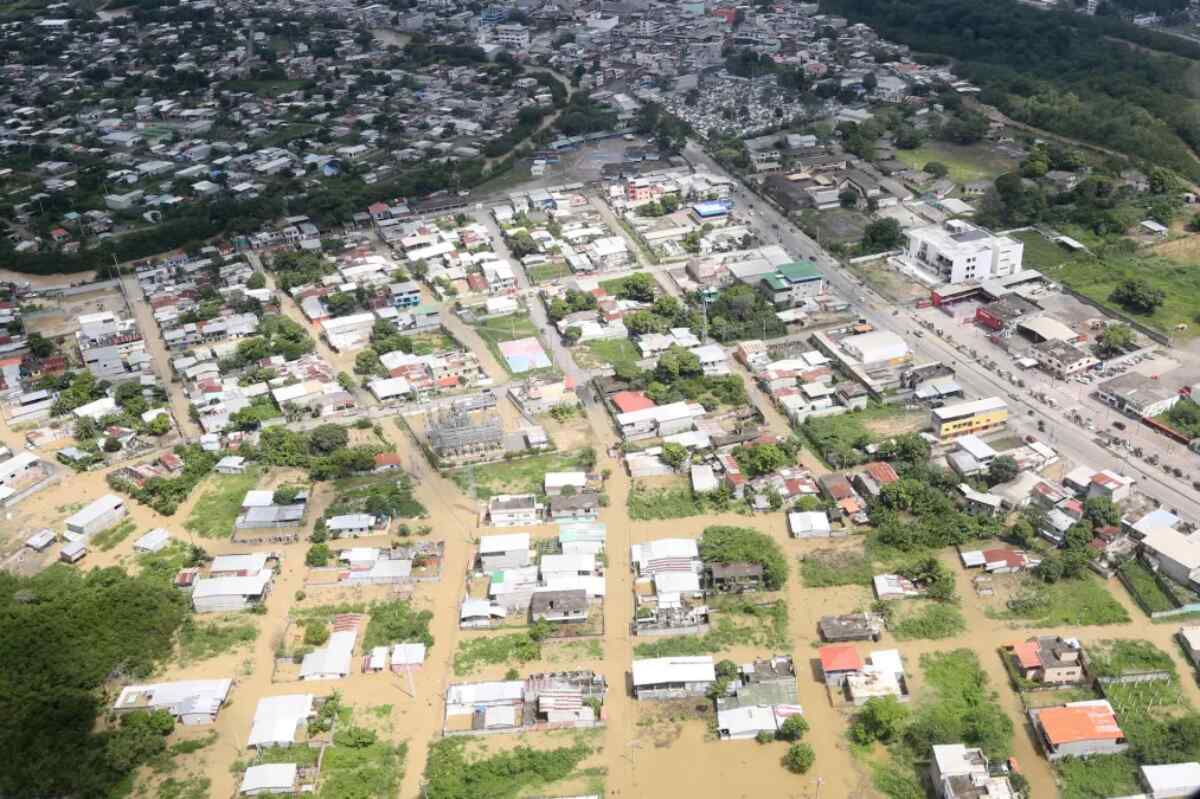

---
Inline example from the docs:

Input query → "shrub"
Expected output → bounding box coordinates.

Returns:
[303,623,330,647]
[782,743,815,774]
[776,715,809,742]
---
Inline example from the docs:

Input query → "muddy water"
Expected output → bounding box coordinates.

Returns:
[0,268,98,287]
[11,361,1200,799]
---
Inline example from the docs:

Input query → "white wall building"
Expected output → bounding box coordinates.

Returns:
[903,221,1023,284]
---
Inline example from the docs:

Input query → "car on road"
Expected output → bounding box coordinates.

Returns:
[1112,421,1126,430]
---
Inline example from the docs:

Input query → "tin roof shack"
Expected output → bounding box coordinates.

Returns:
[818,613,884,643]
[1179,626,1200,669]
[707,562,765,593]
[632,656,716,700]
[60,540,87,563]
[246,694,316,749]
[845,649,911,706]
[192,570,273,613]
[444,671,606,734]
[1139,763,1200,799]
[1005,636,1086,686]
[930,744,1017,799]
[240,763,303,796]
[1029,700,1128,760]
[113,679,233,725]
[478,532,532,571]
[234,489,307,536]
[64,493,126,540]
[530,588,589,624]
[716,655,804,740]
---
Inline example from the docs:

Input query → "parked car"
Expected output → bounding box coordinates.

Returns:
[1112,421,1126,430]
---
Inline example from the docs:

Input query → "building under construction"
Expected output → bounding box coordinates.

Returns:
[427,408,504,465]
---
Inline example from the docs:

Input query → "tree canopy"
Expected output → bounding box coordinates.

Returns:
[698,525,788,590]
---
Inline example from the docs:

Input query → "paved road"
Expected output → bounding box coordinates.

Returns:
[118,272,201,437]
[681,142,1200,519]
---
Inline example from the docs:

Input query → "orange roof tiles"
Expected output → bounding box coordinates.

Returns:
[1011,641,1041,670]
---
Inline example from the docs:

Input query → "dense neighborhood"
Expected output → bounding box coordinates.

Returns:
[8,0,1200,798]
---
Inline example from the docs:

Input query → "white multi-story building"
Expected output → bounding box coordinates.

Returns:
[494,23,530,49]
[903,221,1023,285]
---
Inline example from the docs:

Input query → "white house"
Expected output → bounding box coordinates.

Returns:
[789,510,832,539]
[632,656,716,700]
[113,679,233,725]
[300,630,357,681]
[903,220,1023,284]
[479,532,532,571]
[247,694,316,748]
[64,494,126,539]
[192,571,272,613]
[240,763,298,796]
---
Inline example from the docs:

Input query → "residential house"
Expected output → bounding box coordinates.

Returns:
[113,679,233,725]
[818,644,864,687]
[707,562,764,593]
[529,589,589,623]
[818,613,883,643]
[548,492,600,522]
[1006,636,1085,685]
[1029,700,1128,760]
[487,494,543,527]
[930,744,1017,799]
[478,533,532,571]
[632,656,716,700]
[64,493,126,539]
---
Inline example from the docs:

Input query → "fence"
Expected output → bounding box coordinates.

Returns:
[1115,563,1200,620]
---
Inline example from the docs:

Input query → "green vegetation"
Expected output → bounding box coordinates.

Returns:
[800,549,874,587]
[249,425,385,481]
[1058,754,1142,799]
[221,78,306,96]
[323,473,426,526]
[527,262,572,283]
[632,600,788,656]
[991,575,1131,627]
[1164,397,1200,439]
[177,616,258,664]
[423,737,591,799]
[613,344,747,410]
[449,448,595,499]
[802,407,929,469]
[255,745,321,767]
[1086,639,1175,679]
[108,446,220,516]
[823,0,1200,183]
[318,733,406,799]
[1119,559,1176,614]
[889,602,967,641]
[699,283,787,342]
[472,313,543,374]
[362,599,435,650]
[0,565,189,797]
[90,518,138,552]
[452,631,543,676]
[698,525,788,590]
[582,338,642,372]
[892,141,1015,184]
[184,467,262,538]
[626,481,737,520]
[870,466,1002,552]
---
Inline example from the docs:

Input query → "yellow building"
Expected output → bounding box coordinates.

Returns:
[932,397,1009,442]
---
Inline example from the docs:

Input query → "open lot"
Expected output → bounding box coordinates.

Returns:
[846,257,929,304]
[893,141,1019,183]
[183,467,264,538]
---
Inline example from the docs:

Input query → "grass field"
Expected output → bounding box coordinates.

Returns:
[184,467,262,538]
[893,141,1017,184]
[527,262,572,283]
[177,616,259,664]
[1119,559,1176,614]
[472,313,545,374]
[846,259,928,303]
[1014,231,1200,336]
[91,518,137,552]
[581,338,641,371]
[408,329,458,356]
[597,274,646,297]
[988,575,1130,627]
[220,78,307,97]
[448,449,593,498]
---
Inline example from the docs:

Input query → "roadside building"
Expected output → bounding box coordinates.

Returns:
[932,397,1008,442]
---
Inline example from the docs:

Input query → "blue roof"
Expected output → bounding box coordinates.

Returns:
[693,200,731,217]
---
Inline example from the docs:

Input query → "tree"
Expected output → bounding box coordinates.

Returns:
[1083,496,1120,527]
[561,326,582,346]
[661,442,688,470]
[1097,324,1135,357]
[618,272,656,302]
[306,543,331,566]
[862,218,903,253]
[103,437,122,453]
[986,455,1019,487]
[782,743,815,774]
[732,443,790,477]
[354,348,384,376]
[1110,279,1165,314]
[304,621,330,646]
[27,332,53,358]
[245,272,266,290]
[105,710,175,772]
[310,424,349,454]
[698,525,788,590]
[776,715,809,741]
[146,413,171,436]
[624,310,669,336]
[850,696,910,744]
[839,189,859,208]
[924,161,949,178]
